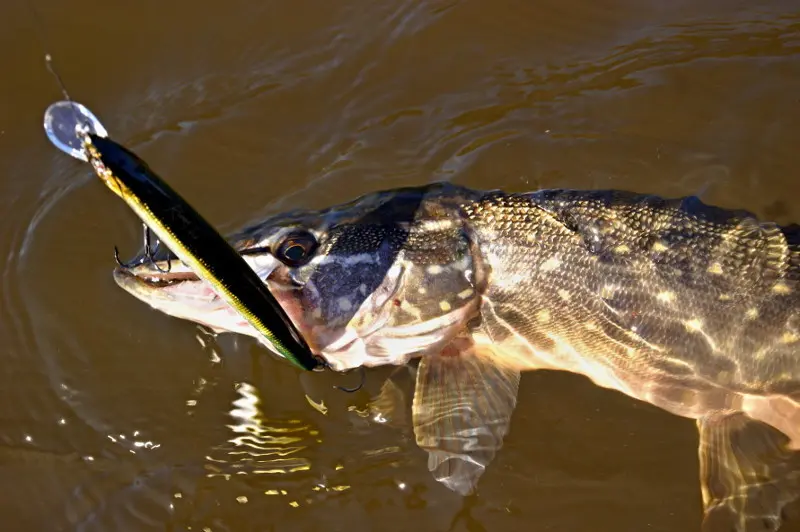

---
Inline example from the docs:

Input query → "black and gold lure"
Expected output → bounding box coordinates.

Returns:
[43,101,322,371]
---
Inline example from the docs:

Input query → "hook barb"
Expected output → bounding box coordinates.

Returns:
[113,224,172,273]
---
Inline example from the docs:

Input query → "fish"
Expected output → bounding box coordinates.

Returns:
[112,181,800,530]
[43,101,320,371]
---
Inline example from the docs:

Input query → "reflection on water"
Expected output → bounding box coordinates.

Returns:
[209,381,316,482]
[1,0,799,530]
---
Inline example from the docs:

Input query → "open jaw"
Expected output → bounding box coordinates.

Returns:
[111,255,277,338]
[109,253,407,367]
[110,225,483,372]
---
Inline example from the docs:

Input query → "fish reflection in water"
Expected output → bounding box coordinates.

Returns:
[114,183,800,531]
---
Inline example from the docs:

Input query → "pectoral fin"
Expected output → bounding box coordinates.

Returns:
[412,336,521,496]
[698,412,800,532]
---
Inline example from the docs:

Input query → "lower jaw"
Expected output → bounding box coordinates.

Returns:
[118,272,331,356]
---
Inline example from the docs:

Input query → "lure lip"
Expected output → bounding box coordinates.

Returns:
[43,100,108,161]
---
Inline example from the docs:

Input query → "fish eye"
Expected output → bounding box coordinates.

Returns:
[275,231,318,267]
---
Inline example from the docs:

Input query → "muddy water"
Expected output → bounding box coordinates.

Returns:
[1,0,799,530]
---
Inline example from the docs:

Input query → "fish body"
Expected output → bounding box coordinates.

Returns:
[467,188,799,432]
[114,182,799,529]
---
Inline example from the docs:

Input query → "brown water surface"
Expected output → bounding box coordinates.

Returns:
[1,1,799,530]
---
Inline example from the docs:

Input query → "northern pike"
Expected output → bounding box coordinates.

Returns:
[112,182,799,530]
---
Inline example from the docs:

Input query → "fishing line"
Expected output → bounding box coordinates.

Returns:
[26,0,172,273]
[24,0,89,134]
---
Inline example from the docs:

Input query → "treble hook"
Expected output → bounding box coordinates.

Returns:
[332,366,366,393]
[314,356,366,393]
[114,224,172,273]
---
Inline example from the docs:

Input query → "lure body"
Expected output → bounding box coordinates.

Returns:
[43,101,319,371]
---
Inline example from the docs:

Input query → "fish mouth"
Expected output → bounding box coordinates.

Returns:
[112,259,211,298]
[112,245,277,298]
[111,251,287,339]
[111,252,375,367]
[113,266,200,289]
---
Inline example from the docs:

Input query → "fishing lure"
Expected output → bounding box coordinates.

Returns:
[43,101,323,372]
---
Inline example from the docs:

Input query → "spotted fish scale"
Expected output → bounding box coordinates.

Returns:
[466,189,798,407]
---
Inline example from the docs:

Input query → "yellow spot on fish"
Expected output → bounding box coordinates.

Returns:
[773,281,792,295]
[418,287,427,295]
[652,241,668,252]
[708,262,724,275]
[685,318,703,332]
[400,299,422,319]
[557,289,571,301]
[540,256,561,272]
[585,322,598,331]
[656,291,675,303]
[719,293,731,301]
[782,332,799,344]
[311,308,323,320]
[537,309,551,323]
[457,288,474,299]
[745,308,759,320]
[615,244,630,254]
[600,284,617,299]
[427,265,443,275]
[439,300,452,312]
